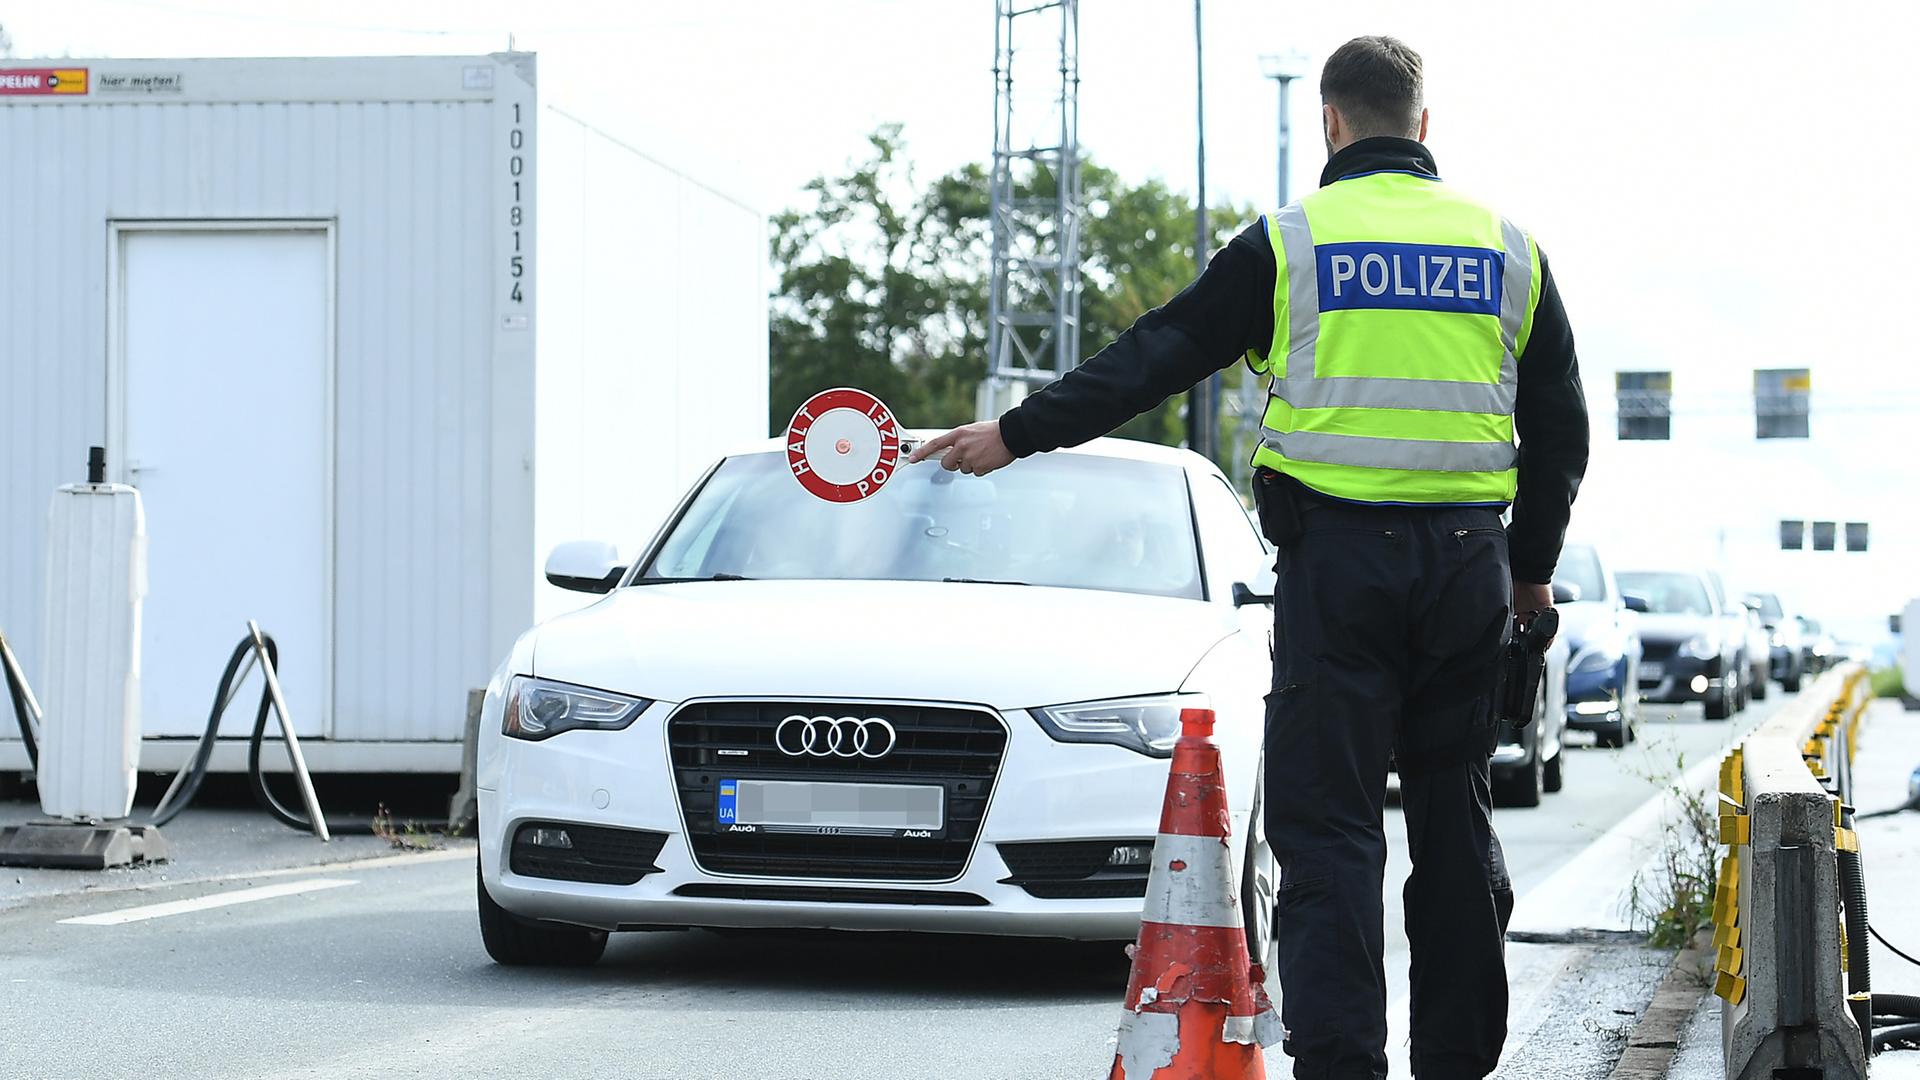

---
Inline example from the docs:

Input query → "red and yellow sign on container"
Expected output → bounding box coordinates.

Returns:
[0,68,90,96]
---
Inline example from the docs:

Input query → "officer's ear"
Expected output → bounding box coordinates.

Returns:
[1323,103,1343,151]
[1416,108,1430,142]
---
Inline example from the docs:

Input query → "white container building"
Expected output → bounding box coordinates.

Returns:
[0,53,768,774]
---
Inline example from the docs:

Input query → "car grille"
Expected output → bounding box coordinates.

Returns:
[668,700,1008,881]
[1641,641,1679,664]
[509,822,668,885]
[672,884,989,906]
[998,840,1154,899]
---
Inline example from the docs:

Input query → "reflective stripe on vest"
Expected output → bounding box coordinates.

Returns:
[1251,172,1540,501]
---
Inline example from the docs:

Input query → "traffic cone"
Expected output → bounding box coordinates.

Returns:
[1109,708,1282,1080]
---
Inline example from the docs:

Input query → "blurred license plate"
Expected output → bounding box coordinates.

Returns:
[716,779,944,833]
[1640,662,1665,679]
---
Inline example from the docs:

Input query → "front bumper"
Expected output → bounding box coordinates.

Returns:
[1638,654,1722,703]
[477,699,1254,941]
[1565,662,1625,730]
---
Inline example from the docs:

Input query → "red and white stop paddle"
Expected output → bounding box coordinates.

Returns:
[783,387,941,503]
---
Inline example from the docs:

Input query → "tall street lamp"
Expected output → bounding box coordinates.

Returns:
[1259,51,1309,209]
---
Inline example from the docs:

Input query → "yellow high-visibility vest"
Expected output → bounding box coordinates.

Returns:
[1247,170,1542,503]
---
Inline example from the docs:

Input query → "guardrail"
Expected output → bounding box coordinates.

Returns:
[1714,663,1873,1079]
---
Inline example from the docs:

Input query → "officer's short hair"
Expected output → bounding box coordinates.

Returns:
[1320,36,1424,140]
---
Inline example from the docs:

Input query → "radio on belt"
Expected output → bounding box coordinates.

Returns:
[783,387,942,504]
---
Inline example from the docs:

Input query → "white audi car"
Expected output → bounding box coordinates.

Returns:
[475,436,1278,965]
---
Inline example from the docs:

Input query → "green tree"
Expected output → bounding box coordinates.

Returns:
[769,127,1255,464]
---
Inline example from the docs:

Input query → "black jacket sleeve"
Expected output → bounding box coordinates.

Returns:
[997,221,1276,457]
[1507,252,1590,584]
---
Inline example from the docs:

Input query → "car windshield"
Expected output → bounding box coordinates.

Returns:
[638,451,1205,600]
[1616,572,1713,616]
[1553,544,1606,602]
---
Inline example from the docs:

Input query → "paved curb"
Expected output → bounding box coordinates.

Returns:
[1608,933,1714,1079]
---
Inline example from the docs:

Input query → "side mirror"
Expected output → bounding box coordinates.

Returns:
[1232,582,1274,608]
[545,540,626,594]
[1551,581,1580,605]
[1622,593,1650,614]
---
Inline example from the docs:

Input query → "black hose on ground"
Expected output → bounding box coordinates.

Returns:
[1839,803,1873,1055]
[1877,1023,1920,1052]
[1860,794,1920,820]
[1876,993,1920,1020]
[150,630,380,835]
[150,635,262,826]
[2,631,39,772]
[243,634,347,832]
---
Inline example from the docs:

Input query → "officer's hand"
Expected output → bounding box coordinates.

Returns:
[909,421,1015,477]
[1514,579,1554,619]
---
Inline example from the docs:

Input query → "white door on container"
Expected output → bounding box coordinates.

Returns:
[121,228,330,738]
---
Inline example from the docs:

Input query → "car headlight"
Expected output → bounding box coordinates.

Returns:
[1570,648,1613,674]
[503,676,650,740]
[1770,631,1786,647]
[1682,634,1717,658]
[1030,692,1207,758]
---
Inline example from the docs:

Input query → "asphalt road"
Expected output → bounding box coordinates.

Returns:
[0,694,1784,1080]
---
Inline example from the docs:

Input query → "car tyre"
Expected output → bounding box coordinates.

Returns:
[1241,752,1278,975]
[1704,688,1731,721]
[1542,745,1564,793]
[1494,745,1544,808]
[477,862,609,966]
[1493,685,1546,808]
[1751,673,1768,702]
[1783,671,1803,693]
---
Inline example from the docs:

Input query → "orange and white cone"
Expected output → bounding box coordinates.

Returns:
[1109,708,1282,1080]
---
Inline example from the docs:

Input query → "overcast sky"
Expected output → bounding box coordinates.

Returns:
[8,0,1920,402]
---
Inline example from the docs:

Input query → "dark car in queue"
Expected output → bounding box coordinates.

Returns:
[1551,543,1645,747]
[1746,592,1805,692]
[1703,570,1756,712]
[1615,568,1743,720]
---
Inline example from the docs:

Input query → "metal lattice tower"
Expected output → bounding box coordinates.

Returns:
[984,0,1081,410]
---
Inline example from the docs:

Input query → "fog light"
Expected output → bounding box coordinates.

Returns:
[1573,700,1616,716]
[527,827,574,849]
[1690,675,1710,694]
[1107,843,1153,867]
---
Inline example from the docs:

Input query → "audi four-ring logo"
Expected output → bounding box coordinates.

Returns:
[775,715,897,758]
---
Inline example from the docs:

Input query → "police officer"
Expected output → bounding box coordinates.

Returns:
[911,35,1587,1079]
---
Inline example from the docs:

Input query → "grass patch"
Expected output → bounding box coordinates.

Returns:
[1870,665,1906,699]
[369,802,457,851]
[1627,749,1722,949]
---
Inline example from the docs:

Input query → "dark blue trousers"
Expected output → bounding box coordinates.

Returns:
[1262,498,1516,1080]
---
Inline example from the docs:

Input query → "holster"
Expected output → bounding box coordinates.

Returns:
[1496,607,1560,739]
[1250,468,1305,548]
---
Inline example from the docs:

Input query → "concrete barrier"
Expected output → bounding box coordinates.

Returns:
[1714,664,1871,1080]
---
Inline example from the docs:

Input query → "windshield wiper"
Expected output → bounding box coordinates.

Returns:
[942,577,1031,586]
[632,573,752,585]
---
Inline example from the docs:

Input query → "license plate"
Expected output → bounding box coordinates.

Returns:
[1640,662,1665,680]
[716,779,944,835]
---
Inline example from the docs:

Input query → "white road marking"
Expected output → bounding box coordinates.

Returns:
[59,878,358,926]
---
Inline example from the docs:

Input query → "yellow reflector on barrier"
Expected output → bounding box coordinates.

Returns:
[1719,751,1744,803]
[1837,827,1859,853]
[1718,943,1744,977]
[1720,813,1750,845]
[1714,920,1742,951]
[1715,971,1747,1004]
